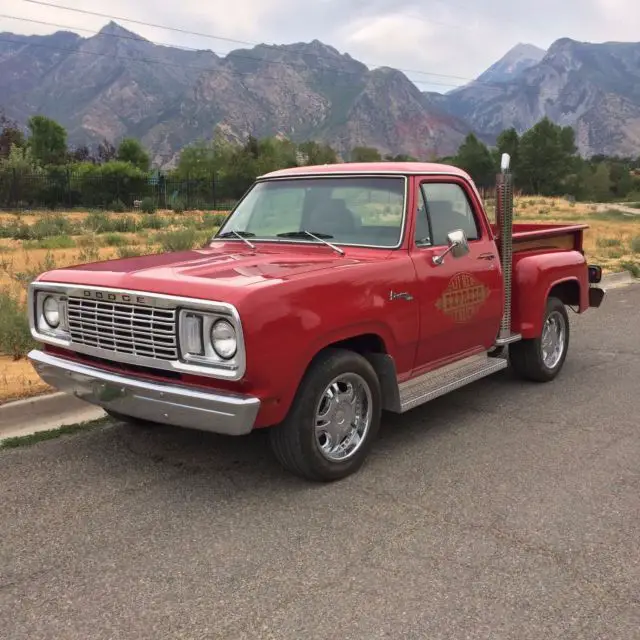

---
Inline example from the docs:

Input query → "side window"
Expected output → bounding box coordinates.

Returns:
[422,182,481,246]
[414,187,432,246]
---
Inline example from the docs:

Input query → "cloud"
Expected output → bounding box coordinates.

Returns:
[2,0,639,93]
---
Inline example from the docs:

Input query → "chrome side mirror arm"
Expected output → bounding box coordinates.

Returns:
[432,244,457,266]
[431,229,470,266]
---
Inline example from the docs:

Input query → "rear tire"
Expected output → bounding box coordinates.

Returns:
[509,296,569,382]
[269,348,382,482]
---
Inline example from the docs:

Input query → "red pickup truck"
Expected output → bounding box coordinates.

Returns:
[27,156,605,481]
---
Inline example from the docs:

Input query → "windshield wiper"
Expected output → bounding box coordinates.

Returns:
[276,230,345,256]
[218,229,257,250]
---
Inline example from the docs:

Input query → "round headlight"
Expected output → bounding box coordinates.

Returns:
[43,296,60,328]
[210,319,237,359]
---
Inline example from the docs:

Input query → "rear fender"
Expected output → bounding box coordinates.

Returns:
[511,250,588,339]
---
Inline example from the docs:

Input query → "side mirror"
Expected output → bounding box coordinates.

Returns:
[432,229,469,265]
[448,229,470,258]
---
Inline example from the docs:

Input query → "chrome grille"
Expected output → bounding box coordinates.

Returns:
[67,297,178,360]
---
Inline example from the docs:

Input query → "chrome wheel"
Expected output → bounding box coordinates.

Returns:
[541,310,566,369]
[314,373,373,462]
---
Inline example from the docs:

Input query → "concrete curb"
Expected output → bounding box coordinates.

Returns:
[601,270,636,289]
[0,270,636,444]
[0,392,105,443]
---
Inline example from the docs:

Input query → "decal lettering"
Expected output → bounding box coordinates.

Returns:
[81,290,148,305]
[435,272,490,323]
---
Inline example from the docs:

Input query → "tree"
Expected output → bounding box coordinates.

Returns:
[298,141,338,165]
[254,137,298,174]
[609,162,633,199]
[0,143,38,171]
[350,146,382,162]
[453,133,495,188]
[27,115,67,166]
[70,145,93,163]
[117,137,150,171]
[518,117,579,195]
[174,140,217,179]
[586,164,613,202]
[385,153,417,162]
[97,138,117,163]
[495,127,519,170]
[173,130,240,183]
[0,110,25,159]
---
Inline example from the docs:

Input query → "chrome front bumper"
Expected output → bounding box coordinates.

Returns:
[28,350,261,436]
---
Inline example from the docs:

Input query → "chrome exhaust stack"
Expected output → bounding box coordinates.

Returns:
[495,153,521,346]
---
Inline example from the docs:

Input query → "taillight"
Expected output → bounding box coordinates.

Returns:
[588,265,602,284]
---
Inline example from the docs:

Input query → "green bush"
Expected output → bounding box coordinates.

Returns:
[71,161,150,208]
[103,233,127,247]
[140,197,156,214]
[76,234,98,248]
[597,237,623,248]
[171,199,185,214]
[631,236,640,254]
[619,260,640,278]
[110,215,138,233]
[1,221,32,240]
[156,228,198,252]
[116,245,144,259]
[83,212,138,234]
[0,289,34,360]
[77,244,101,264]
[23,235,76,250]
[29,214,75,240]
[110,199,126,213]
[84,211,111,233]
[181,216,198,228]
[137,213,166,230]
[200,212,227,229]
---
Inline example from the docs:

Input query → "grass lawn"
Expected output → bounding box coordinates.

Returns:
[1,198,638,403]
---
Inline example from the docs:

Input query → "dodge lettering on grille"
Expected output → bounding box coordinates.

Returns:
[82,290,149,305]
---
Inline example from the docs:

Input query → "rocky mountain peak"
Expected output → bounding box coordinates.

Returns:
[474,42,546,84]
[97,21,148,42]
[1,25,638,163]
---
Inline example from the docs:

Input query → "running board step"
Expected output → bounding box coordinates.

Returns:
[398,353,508,413]
[494,333,522,346]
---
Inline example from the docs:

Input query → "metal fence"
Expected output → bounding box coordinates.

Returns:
[0,169,238,211]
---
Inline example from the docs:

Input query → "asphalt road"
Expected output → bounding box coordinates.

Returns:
[2,285,639,640]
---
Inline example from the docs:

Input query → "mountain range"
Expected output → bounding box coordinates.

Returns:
[1,22,639,167]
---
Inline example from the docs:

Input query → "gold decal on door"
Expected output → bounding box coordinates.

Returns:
[435,272,490,323]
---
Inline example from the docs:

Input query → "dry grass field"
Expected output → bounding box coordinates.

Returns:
[0,208,227,403]
[0,197,638,403]
[509,197,640,273]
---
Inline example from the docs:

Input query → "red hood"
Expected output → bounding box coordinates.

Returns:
[37,242,387,304]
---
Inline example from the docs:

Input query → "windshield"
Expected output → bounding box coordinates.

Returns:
[215,176,406,248]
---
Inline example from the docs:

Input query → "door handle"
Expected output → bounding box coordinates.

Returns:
[389,290,414,302]
[477,253,496,260]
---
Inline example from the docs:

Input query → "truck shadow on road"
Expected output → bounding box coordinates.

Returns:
[109,369,518,490]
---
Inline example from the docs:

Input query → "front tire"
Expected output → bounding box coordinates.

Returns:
[509,296,570,382]
[269,348,382,482]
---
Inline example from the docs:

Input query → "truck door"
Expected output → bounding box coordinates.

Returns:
[410,177,503,373]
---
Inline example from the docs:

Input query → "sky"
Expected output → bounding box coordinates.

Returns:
[2,0,639,92]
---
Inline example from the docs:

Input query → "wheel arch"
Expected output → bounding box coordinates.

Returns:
[512,249,588,338]
[300,332,401,415]
[547,277,581,308]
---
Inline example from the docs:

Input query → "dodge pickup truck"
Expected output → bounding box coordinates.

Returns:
[27,155,605,481]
